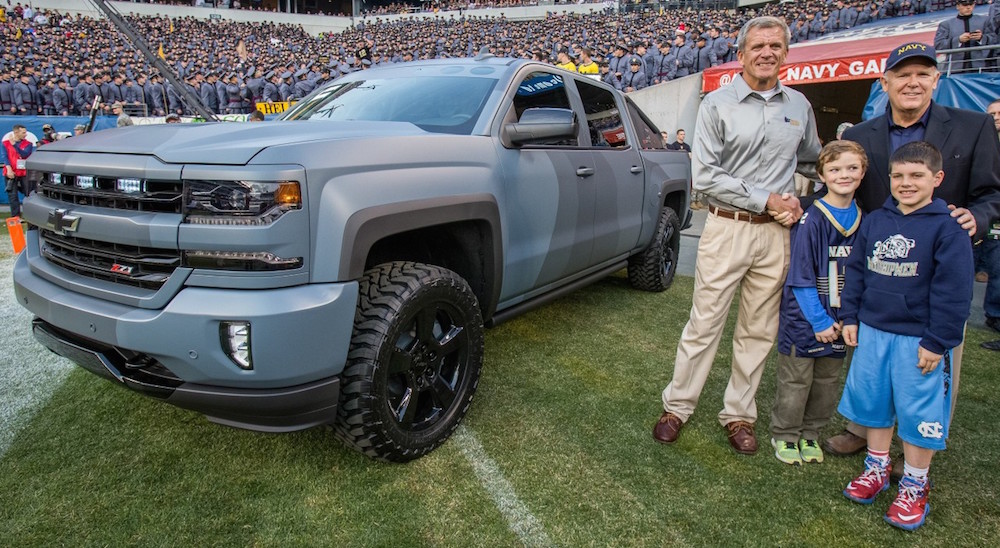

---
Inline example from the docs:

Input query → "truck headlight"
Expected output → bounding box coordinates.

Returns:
[184,180,301,225]
[220,321,253,370]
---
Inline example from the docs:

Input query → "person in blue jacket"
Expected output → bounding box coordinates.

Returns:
[838,141,973,531]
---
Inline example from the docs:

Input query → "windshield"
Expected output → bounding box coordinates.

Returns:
[281,76,497,135]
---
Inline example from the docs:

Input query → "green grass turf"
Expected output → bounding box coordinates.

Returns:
[1,273,998,546]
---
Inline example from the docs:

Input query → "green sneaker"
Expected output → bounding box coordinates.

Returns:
[800,439,824,463]
[771,438,802,465]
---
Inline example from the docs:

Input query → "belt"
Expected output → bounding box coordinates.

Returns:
[708,204,775,224]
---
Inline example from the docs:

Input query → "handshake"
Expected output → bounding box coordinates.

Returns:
[766,192,804,227]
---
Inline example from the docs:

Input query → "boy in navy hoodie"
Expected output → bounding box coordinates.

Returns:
[838,141,973,531]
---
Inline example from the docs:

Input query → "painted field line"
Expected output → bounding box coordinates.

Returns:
[453,425,553,547]
[0,252,73,458]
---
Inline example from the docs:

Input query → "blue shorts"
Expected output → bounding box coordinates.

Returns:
[837,323,952,451]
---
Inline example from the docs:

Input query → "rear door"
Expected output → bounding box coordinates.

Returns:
[574,78,645,264]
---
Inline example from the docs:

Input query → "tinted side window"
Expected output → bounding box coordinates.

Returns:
[512,71,577,147]
[626,100,666,150]
[577,79,627,149]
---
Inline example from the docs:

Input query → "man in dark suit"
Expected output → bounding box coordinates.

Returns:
[824,41,1000,456]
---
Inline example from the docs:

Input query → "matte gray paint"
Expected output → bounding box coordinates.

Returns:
[13,57,691,429]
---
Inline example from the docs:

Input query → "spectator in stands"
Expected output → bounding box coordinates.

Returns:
[1,71,14,115]
[935,0,993,74]
[694,34,717,73]
[674,34,696,78]
[53,80,71,116]
[576,48,598,75]
[651,40,677,84]
[620,58,646,92]
[555,50,576,72]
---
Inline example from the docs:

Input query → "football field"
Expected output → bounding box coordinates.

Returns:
[2,228,999,546]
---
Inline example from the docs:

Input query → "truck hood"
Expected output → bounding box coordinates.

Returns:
[41,121,428,165]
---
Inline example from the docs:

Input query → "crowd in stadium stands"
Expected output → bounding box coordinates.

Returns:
[0,0,995,116]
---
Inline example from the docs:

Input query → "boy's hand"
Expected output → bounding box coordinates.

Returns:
[917,346,943,375]
[948,204,976,237]
[814,321,842,343]
[842,324,858,347]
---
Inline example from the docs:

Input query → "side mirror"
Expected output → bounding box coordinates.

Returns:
[504,107,577,146]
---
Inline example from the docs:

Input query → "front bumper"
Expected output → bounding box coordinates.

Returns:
[33,319,340,432]
[14,243,360,432]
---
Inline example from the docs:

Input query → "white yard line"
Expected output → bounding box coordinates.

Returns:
[0,251,73,458]
[453,425,553,548]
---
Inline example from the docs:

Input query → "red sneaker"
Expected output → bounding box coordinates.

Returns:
[885,476,930,531]
[843,455,890,504]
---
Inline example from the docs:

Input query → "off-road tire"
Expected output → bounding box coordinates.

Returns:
[334,261,484,462]
[627,207,680,292]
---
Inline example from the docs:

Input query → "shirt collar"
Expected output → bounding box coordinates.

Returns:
[734,73,786,102]
[887,102,933,130]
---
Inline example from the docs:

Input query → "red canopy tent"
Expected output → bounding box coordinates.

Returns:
[701,30,936,93]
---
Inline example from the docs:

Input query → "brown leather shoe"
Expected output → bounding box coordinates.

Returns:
[822,430,867,456]
[725,421,757,455]
[653,412,684,444]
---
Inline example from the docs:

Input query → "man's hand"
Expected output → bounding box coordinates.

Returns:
[948,204,977,236]
[814,321,842,343]
[766,192,803,227]
[842,324,858,347]
[917,345,943,375]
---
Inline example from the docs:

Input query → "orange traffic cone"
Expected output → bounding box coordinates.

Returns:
[7,216,26,254]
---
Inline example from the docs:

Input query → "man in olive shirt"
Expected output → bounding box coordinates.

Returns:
[654,16,822,455]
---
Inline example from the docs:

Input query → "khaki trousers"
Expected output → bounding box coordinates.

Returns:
[662,212,790,425]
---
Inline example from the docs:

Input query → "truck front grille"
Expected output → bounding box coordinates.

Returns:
[39,229,181,290]
[37,175,183,213]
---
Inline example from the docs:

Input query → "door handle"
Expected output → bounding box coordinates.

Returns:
[630,165,644,174]
[576,167,595,177]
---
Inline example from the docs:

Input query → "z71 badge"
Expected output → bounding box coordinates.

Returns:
[110,263,135,275]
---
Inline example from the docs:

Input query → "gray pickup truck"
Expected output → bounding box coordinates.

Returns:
[14,56,691,462]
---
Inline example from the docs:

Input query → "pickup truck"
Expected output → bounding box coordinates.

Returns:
[14,56,691,462]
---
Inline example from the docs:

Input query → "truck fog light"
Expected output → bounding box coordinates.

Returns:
[220,321,253,370]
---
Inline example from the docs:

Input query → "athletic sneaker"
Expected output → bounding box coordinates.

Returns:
[885,476,930,531]
[771,438,802,465]
[843,455,890,504]
[799,439,823,464]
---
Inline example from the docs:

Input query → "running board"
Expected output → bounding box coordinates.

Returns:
[486,260,627,327]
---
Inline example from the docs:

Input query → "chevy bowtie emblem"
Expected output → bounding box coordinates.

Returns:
[46,208,81,235]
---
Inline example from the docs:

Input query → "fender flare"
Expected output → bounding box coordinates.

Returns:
[340,194,504,317]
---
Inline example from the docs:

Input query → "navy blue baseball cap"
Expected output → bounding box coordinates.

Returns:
[885,42,937,71]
